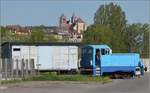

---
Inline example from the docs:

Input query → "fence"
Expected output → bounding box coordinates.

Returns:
[0,58,37,81]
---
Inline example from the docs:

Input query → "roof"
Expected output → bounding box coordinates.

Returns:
[43,26,60,34]
[43,26,58,29]
[1,42,82,46]
[85,45,110,49]
[75,18,85,23]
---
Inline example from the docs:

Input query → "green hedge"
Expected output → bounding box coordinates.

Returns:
[1,72,112,85]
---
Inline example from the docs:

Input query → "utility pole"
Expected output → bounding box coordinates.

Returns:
[0,29,2,85]
[0,59,2,85]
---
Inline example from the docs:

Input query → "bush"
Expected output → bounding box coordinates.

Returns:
[1,73,112,85]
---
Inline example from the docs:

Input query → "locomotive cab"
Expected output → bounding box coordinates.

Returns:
[80,45,111,76]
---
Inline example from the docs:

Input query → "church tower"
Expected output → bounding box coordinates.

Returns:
[71,13,77,24]
[59,14,67,27]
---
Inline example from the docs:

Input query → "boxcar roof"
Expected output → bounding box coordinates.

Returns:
[1,42,82,46]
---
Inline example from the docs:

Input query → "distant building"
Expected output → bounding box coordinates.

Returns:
[59,13,87,42]
[6,25,31,35]
[42,26,70,41]
[71,17,87,38]
[2,13,87,42]
[59,14,71,32]
[71,13,78,24]
[42,26,60,34]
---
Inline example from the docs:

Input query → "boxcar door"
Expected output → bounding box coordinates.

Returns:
[68,46,78,70]
[52,46,69,70]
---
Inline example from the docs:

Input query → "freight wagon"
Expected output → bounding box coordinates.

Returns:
[1,42,80,72]
[80,45,145,78]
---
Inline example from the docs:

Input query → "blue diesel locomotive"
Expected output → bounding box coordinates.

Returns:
[80,45,145,78]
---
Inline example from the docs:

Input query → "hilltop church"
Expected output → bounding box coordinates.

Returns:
[59,13,87,42]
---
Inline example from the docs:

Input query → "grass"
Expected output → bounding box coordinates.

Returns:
[1,79,23,85]
[1,72,112,85]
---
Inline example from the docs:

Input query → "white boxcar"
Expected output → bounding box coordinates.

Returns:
[37,46,78,71]
[2,42,79,71]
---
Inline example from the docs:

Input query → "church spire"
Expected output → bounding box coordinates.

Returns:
[71,12,76,23]
[59,13,67,27]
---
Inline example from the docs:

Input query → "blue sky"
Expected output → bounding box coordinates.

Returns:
[0,0,150,26]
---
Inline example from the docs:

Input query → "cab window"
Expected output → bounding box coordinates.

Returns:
[101,49,105,55]
[82,48,92,54]
[106,48,110,55]
[101,48,110,55]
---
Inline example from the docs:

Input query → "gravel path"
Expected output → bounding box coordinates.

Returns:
[0,73,149,93]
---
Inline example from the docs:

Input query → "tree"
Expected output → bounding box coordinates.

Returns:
[0,27,15,43]
[86,2,128,52]
[30,27,45,42]
[142,23,149,58]
[0,27,7,43]
[126,23,143,52]
[94,2,127,32]
[126,23,149,57]
[44,34,58,42]
[1,27,7,37]
[83,25,113,45]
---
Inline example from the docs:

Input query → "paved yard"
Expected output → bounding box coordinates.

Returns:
[0,73,149,93]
